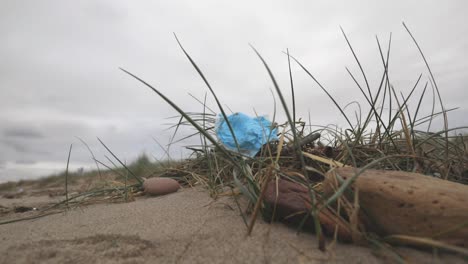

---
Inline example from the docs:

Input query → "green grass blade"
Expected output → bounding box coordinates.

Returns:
[119,68,240,167]
[76,137,102,179]
[403,22,450,177]
[286,48,296,127]
[97,137,144,184]
[287,53,355,131]
[173,34,243,155]
[65,144,72,207]
[340,26,373,103]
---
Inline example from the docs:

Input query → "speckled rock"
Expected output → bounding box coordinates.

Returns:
[143,177,180,196]
[323,167,468,248]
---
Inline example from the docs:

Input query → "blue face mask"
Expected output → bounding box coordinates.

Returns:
[215,112,278,157]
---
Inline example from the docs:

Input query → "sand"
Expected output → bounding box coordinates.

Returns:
[0,186,465,263]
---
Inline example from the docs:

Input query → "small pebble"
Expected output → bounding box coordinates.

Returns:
[143,177,180,196]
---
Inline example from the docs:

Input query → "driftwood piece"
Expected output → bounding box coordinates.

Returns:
[264,178,354,242]
[282,132,321,154]
[323,167,468,248]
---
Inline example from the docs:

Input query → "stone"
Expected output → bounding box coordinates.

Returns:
[323,167,468,248]
[143,177,180,196]
[263,178,353,242]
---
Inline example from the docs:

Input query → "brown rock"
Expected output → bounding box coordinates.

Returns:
[264,178,353,241]
[143,177,180,196]
[323,167,468,248]
[264,179,310,219]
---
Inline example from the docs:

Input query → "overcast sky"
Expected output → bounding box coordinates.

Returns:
[1,1,467,182]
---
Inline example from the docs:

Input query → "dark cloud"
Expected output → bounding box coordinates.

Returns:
[3,127,44,139]
[2,140,29,153]
[14,160,37,165]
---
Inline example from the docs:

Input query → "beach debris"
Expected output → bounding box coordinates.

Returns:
[14,206,35,213]
[215,112,278,157]
[2,193,16,199]
[281,132,321,154]
[264,178,354,242]
[323,167,468,248]
[0,204,9,216]
[143,177,180,196]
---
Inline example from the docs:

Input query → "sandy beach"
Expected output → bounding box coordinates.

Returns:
[0,184,465,264]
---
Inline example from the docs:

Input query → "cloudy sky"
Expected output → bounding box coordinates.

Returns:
[1,1,467,182]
